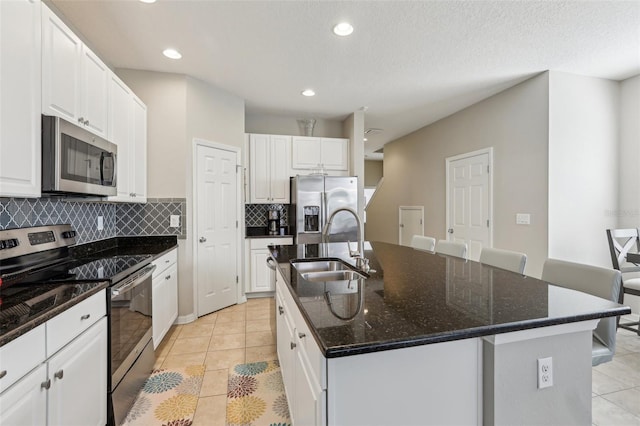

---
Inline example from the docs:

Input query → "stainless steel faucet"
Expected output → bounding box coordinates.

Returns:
[322,207,369,272]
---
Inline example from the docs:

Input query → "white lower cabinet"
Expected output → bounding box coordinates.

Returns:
[152,249,179,349]
[275,272,326,426]
[0,364,47,426]
[247,238,293,294]
[47,316,108,426]
[0,290,108,426]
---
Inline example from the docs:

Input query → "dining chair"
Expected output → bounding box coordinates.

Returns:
[605,229,640,335]
[479,247,527,274]
[541,258,622,366]
[435,240,467,259]
[410,235,436,252]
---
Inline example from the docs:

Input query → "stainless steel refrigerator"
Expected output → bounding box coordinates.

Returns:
[290,175,358,244]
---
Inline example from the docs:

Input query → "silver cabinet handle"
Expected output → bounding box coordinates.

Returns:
[165,275,171,280]
[278,306,284,315]
[78,117,85,124]
[81,314,90,320]
[165,259,170,263]
[0,370,6,379]
[290,342,296,350]
[41,379,51,390]
[84,120,89,126]
[448,228,454,234]
[199,237,207,243]
[54,370,64,380]
[298,332,306,339]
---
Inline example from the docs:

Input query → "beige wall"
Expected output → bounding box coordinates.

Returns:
[548,71,619,268]
[117,69,245,319]
[245,112,344,137]
[364,160,383,187]
[366,73,550,277]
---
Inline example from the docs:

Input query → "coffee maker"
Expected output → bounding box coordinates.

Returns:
[267,210,281,235]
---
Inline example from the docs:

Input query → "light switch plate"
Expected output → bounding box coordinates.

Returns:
[170,215,180,228]
[97,216,104,231]
[516,213,531,225]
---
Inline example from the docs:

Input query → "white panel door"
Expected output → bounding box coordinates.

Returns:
[80,47,108,137]
[131,95,147,200]
[107,74,132,201]
[270,135,291,203]
[399,206,424,246]
[447,151,490,261]
[321,138,349,171]
[249,134,271,203]
[292,137,321,169]
[196,144,238,316]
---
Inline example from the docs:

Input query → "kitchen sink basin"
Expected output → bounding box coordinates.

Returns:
[301,269,366,282]
[291,259,352,274]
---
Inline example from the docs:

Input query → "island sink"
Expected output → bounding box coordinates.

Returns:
[291,258,352,274]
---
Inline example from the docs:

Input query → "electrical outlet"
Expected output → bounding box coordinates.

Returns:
[170,215,180,228]
[97,216,104,231]
[516,213,531,225]
[537,357,553,389]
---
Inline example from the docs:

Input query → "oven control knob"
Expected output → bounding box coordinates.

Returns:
[61,231,76,239]
[2,239,19,249]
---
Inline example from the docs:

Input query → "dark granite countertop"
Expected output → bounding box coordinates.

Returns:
[71,235,178,258]
[0,236,178,347]
[270,241,631,358]
[245,226,293,239]
[0,281,108,347]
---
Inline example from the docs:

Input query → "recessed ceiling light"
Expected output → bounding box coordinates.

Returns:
[163,48,182,59]
[139,0,156,3]
[301,89,315,97]
[333,22,354,36]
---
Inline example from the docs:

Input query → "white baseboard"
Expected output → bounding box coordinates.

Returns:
[175,313,197,324]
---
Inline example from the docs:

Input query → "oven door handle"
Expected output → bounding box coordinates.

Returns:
[111,265,156,298]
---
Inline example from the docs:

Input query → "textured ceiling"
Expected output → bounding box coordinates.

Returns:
[51,0,640,156]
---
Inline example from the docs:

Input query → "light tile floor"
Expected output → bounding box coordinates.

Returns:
[154,300,640,426]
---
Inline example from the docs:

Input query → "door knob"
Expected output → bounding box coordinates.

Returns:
[448,228,454,234]
[199,237,207,243]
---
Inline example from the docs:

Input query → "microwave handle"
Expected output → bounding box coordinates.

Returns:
[100,151,117,187]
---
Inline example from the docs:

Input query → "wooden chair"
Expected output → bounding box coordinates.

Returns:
[605,229,640,335]
[542,258,622,366]
[435,240,467,259]
[479,247,527,274]
[410,235,436,252]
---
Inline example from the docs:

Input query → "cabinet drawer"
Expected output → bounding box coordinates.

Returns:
[46,290,106,356]
[0,324,46,394]
[153,249,178,278]
[249,237,293,250]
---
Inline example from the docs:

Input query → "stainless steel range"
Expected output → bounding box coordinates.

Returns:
[0,224,155,426]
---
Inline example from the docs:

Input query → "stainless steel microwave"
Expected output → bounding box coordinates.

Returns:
[42,115,117,197]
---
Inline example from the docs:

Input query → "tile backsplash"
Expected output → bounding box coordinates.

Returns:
[245,204,289,227]
[0,197,186,244]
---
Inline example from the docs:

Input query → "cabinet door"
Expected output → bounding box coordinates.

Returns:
[80,46,109,138]
[41,4,82,123]
[130,95,147,202]
[0,364,47,426]
[0,0,41,198]
[270,135,291,203]
[250,249,274,292]
[294,349,325,426]
[107,74,133,201]
[153,263,178,349]
[249,134,271,203]
[275,288,296,423]
[292,137,321,170]
[321,138,349,171]
[48,317,108,426]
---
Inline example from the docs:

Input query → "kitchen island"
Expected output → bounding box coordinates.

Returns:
[269,241,630,426]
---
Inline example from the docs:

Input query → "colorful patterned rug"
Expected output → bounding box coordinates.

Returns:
[226,360,291,426]
[122,365,205,426]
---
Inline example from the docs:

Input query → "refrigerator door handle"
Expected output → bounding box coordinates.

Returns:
[321,192,328,240]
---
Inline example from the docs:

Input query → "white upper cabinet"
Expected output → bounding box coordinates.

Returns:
[42,4,108,139]
[249,134,291,204]
[108,74,147,203]
[292,137,349,172]
[0,0,42,198]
